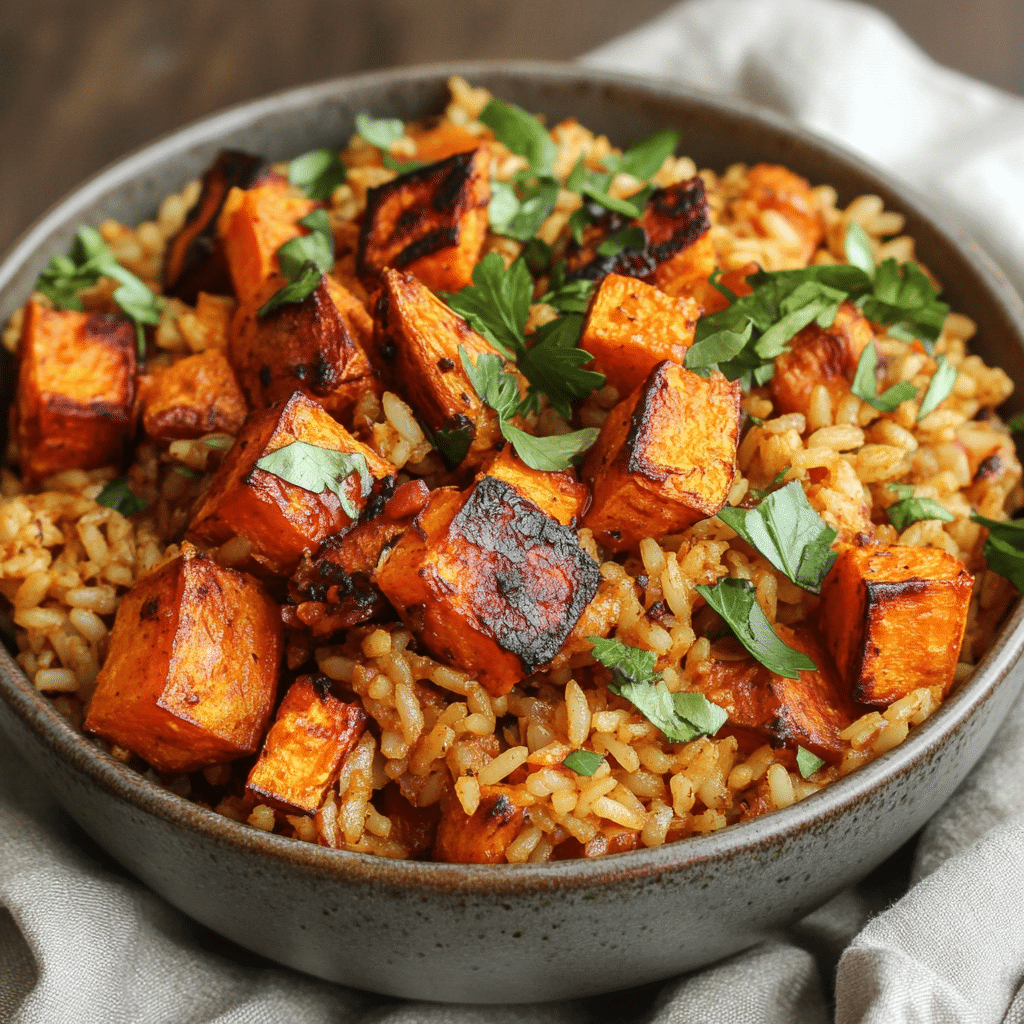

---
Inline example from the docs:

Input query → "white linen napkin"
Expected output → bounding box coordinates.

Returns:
[4,1,1024,1020]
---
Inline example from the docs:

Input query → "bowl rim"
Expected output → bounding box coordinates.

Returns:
[3,57,1023,895]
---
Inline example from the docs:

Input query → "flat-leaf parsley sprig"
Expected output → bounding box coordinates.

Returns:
[258,210,336,317]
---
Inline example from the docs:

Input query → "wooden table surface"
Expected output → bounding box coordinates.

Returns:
[2,0,1022,256]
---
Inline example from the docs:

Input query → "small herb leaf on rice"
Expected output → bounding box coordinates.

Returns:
[843,222,877,277]
[489,179,560,242]
[96,476,148,517]
[917,355,958,419]
[718,481,838,593]
[746,466,790,501]
[887,496,955,533]
[287,149,347,201]
[587,636,728,743]
[796,746,826,778]
[1004,411,1024,433]
[563,750,606,776]
[695,579,818,680]
[538,267,598,314]
[425,423,474,469]
[851,340,918,412]
[257,211,336,317]
[255,442,372,520]
[970,514,1024,591]
[596,226,647,258]
[601,127,681,179]
[479,98,558,176]
[354,112,426,172]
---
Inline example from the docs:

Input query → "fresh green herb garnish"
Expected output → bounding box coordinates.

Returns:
[287,149,347,201]
[522,238,554,275]
[425,423,475,469]
[886,496,954,533]
[458,347,599,471]
[537,266,597,314]
[970,514,1024,591]
[257,210,335,317]
[596,226,647,257]
[563,750,606,776]
[354,112,426,173]
[746,466,789,501]
[917,355,957,419]
[718,481,838,593]
[489,178,560,242]
[796,747,825,778]
[479,99,557,175]
[601,128,680,179]
[587,636,728,743]
[35,226,165,358]
[171,465,203,480]
[254,442,372,519]
[888,482,915,499]
[1004,412,1024,433]
[696,578,817,679]
[441,253,604,416]
[96,476,148,517]
[851,341,918,412]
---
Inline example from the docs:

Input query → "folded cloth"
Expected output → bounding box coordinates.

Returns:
[4,1,1024,1021]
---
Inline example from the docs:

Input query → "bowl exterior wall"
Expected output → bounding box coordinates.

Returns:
[2,62,1024,1003]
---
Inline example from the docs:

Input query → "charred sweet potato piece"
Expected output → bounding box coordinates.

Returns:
[246,675,367,814]
[140,349,247,443]
[219,179,316,309]
[433,784,526,863]
[683,261,758,317]
[579,274,700,397]
[566,177,712,286]
[739,163,824,259]
[770,302,872,418]
[376,476,601,695]
[357,147,490,293]
[188,390,396,576]
[84,543,282,774]
[478,445,589,527]
[408,118,485,162]
[164,151,272,303]
[819,545,974,706]
[16,301,136,483]
[229,274,377,420]
[582,361,741,552]
[372,269,509,467]
[691,627,852,762]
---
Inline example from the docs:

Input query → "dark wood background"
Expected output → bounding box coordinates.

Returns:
[3,0,1023,257]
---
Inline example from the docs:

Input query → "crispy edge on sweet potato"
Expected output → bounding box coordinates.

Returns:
[478,444,589,527]
[579,273,700,397]
[372,269,508,466]
[769,302,872,418]
[164,151,272,303]
[188,390,396,576]
[140,348,248,443]
[246,675,367,814]
[357,147,490,293]
[84,542,282,774]
[229,274,377,421]
[219,179,316,310]
[692,626,853,762]
[433,784,527,863]
[582,361,741,552]
[16,301,137,483]
[375,476,601,696]
[819,544,974,707]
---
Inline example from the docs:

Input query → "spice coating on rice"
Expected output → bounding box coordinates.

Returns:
[2,76,1022,864]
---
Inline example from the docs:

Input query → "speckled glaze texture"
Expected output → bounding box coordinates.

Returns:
[2,62,1024,1004]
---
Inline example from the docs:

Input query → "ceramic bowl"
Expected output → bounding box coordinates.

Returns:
[2,61,1023,1004]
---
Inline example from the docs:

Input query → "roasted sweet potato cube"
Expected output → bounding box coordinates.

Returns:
[566,177,712,285]
[188,390,396,576]
[373,269,509,466]
[739,163,824,259]
[246,676,367,814]
[357,147,490,293]
[84,542,282,774]
[479,445,589,527]
[219,179,316,309]
[579,274,700,397]
[819,545,974,707]
[228,274,377,420]
[433,784,527,863]
[651,233,717,301]
[770,302,872,418]
[181,291,235,352]
[582,361,741,551]
[376,476,601,695]
[16,301,136,483]
[408,118,486,162]
[691,627,852,762]
[164,150,272,303]
[140,349,247,443]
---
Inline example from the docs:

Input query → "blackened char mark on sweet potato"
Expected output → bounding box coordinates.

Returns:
[565,177,711,284]
[450,476,601,672]
[165,150,272,303]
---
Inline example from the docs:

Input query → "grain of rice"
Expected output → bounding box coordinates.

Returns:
[477,746,529,786]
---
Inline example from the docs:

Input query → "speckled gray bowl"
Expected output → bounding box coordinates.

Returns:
[2,61,1024,1004]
